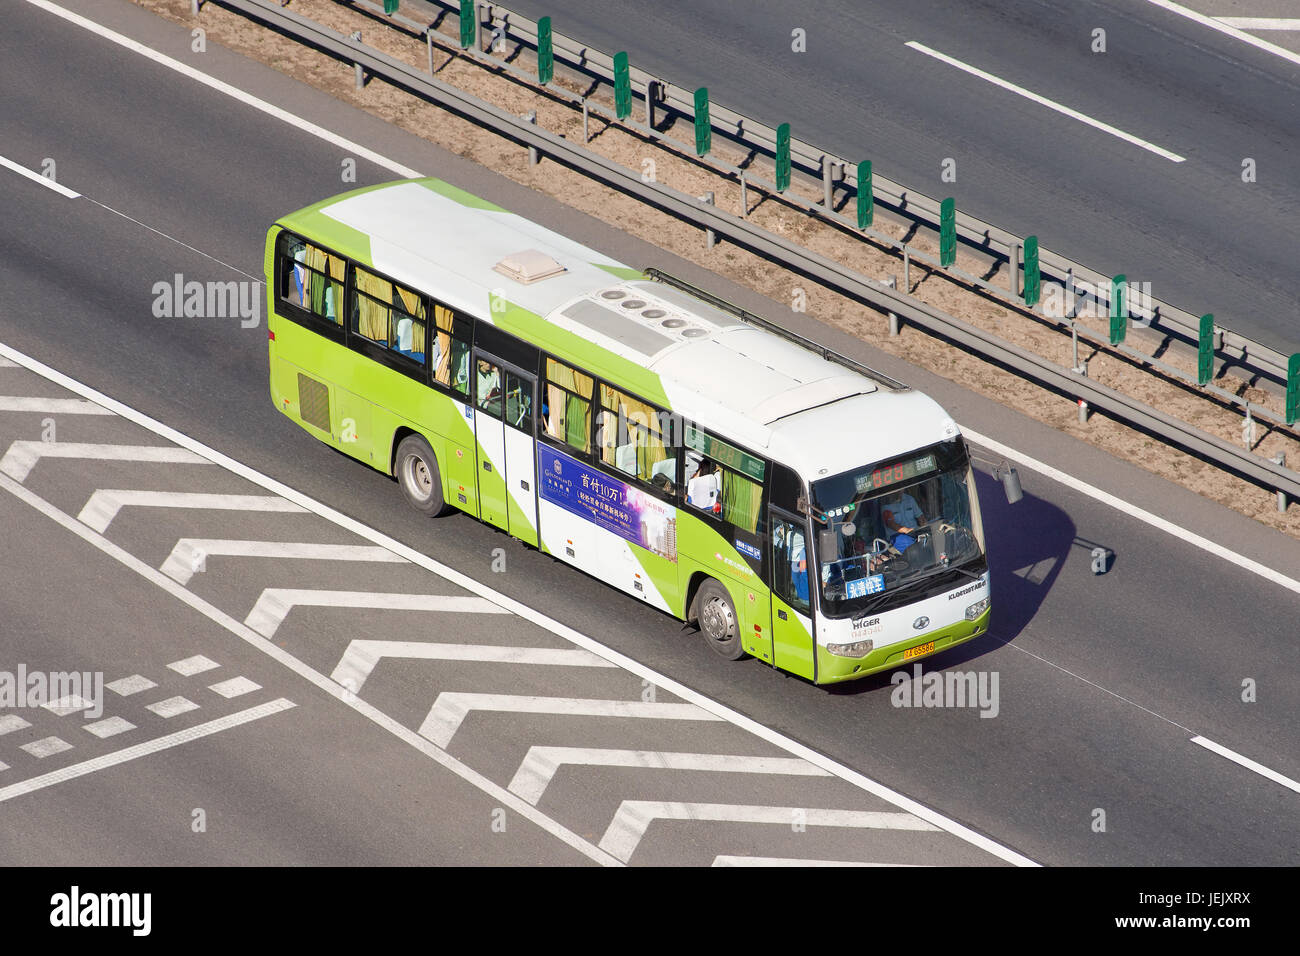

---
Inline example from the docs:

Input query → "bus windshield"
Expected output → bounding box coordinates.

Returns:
[810,440,984,614]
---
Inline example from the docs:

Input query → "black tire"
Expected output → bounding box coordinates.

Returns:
[694,579,747,661]
[395,434,450,517]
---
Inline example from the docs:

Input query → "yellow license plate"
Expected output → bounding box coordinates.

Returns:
[903,641,935,661]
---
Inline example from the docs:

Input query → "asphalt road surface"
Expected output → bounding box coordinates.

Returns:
[0,0,1296,865]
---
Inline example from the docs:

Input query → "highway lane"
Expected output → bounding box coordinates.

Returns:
[2,0,1297,864]
[489,0,1300,356]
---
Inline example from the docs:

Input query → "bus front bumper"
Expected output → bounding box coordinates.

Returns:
[814,607,992,685]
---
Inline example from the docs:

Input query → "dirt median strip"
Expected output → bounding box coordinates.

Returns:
[126,0,1300,540]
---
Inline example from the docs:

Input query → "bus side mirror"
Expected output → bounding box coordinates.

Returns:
[995,463,1023,505]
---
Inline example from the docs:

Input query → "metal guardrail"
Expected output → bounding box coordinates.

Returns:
[204,0,1300,502]
[367,0,1293,393]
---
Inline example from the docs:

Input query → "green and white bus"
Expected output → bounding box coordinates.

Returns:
[264,178,992,684]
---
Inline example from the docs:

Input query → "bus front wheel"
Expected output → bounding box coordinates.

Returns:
[695,580,746,661]
[395,434,449,517]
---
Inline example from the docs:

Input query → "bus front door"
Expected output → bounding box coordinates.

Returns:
[472,353,510,532]
[770,509,816,680]
[501,368,539,548]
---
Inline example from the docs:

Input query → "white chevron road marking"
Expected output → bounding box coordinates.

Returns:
[509,747,830,805]
[0,441,209,482]
[160,540,405,585]
[420,694,723,749]
[246,589,509,640]
[601,802,941,863]
[0,396,112,415]
[330,639,614,694]
[78,489,305,533]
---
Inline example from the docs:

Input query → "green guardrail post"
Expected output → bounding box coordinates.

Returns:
[856,160,873,229]
[694,87,710,156]
[1287,354,1300,425]
[614,52,631,119]
[1110,274,1127,345]
[1023,236,1041,307]
[537,16,553,85]
[940,198,956,268]
[1197,314,1215,385]
[383,0,400,13]
[458,0,475,49]
[775,123,791,192]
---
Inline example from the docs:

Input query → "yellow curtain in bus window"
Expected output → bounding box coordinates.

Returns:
[304,244,346,324]
[354,267,391,343]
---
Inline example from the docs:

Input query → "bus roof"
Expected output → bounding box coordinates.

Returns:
[279,179,958,481]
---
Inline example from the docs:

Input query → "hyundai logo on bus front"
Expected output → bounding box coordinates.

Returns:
[151,273,261,328]
[913,616,929,630]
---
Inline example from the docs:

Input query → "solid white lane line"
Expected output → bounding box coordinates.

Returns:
[1143,1,1300,68]
[601,803,941,863]
[420,694,724,749]
[0,440,209,483]
[961,427,1300,599]
[0,396,112,415]
[904,41,1187,162]
[78,490,305,534]
[0,699,295,803]
[0,154,80,199]
[160,539,405,586]
[1190,736,1300,794]
[330,639,615,694]
[21,0,422,179]
[713,856,923,867]
[1216,18,1300,31]
[0,472,622,866]
[509,747,830,806]
[245,589,509,640]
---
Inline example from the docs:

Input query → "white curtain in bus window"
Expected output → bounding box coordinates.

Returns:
[393,285,426,361]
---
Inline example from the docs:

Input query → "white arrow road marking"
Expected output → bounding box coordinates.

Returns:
[713,856,925,867]
[78,490,305,533]
[509,748,831,805]
[420,694,723,749]
[601,803,942,863]
[0,396,112,415]
[0,441,209,483]
[330,639,613,694]
[160,540,406,585]
[0,699,295,803]
[246,589,509,640]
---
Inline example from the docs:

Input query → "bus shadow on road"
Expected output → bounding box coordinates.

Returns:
[825,470,1081,695]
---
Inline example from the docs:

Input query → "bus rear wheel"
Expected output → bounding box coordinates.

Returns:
[395,434,449,517]
[695,580,746,660]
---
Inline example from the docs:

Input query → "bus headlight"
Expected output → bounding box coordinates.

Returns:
[965,597,990,621]
[827,639,874,658]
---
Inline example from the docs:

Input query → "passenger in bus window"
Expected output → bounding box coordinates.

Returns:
[686,459,721,513]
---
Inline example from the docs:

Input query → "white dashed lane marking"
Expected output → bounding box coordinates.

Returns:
[106,675,156,696]
[208,676,261,699]
[146,697,199,718]
[167,655,219,677]
[41,696,93,717]
[0,715,33,735]
[83,716,136,739]
[21,737,73,759]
